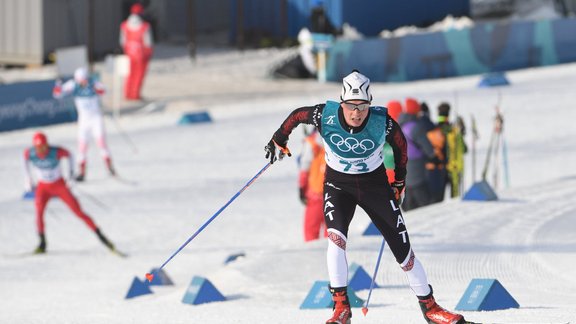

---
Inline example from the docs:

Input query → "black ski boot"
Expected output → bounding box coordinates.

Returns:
[76,162,86,182]
[105,158,116,177]
[34,234,46,254]
[95,228,115,251]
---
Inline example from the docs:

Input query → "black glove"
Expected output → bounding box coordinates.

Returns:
[264,139,291,164]
[391,179,405,205]
[299,187,307,205]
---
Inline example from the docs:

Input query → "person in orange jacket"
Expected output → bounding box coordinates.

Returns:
[298,127,328,242]
[120,3,153,100]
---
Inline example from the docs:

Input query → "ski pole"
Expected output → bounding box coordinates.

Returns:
[72,185,111,211]
[146,162,272,282]
[501,132,510,188]
[112,118,139,154]
[471,114,478,183]
[362,238,386,316]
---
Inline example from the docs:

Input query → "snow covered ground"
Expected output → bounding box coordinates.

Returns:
[1,47,575,324]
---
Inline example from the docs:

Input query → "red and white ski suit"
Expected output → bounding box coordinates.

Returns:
[23,146,98,235]
[120,14,153,100]
[53,77,112,175]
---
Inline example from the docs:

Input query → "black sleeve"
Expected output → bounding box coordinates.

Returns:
[386,118,408,182]
[272,104,324,146]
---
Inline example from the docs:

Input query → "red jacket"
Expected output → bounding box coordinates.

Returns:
[121,20,152,60]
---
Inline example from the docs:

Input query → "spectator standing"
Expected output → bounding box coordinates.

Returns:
[399,98,437,211]
[310,0,337,35]
[383,100,403,183]
[437,102,468,198]
[298,128,328,242]
[422,102,448,203]
[120,3,153,101]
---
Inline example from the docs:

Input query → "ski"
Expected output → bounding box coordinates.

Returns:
[112,174,138,186]
[73,174,138,186]
[3,248,128,258]
[110,248,129,258]
[1,251,45,259]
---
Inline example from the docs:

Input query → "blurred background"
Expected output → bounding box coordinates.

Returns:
[1,0,575,67]
[2,0,576,156]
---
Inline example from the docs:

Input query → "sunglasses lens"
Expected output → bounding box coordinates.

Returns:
[344,102,370,111]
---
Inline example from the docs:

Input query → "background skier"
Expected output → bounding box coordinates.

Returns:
[23,132,117,254]
[53,67,115,182]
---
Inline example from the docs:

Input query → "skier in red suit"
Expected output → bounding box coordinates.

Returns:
[23,132,117,254]
[120,3,153,100]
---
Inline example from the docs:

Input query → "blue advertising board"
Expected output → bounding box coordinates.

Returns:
[229,0,469,40]
[326,17,576,82]
[0,80,77,133]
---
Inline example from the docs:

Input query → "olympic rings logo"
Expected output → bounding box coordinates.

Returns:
[329,134,375,154]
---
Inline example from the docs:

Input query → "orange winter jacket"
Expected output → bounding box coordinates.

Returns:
[300,133,326,195]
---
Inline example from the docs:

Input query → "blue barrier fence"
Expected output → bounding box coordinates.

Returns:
[0,80,76,133]
[326,18,576,82]
[229,0,469,42]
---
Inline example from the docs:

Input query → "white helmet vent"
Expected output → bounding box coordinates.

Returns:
[340,70,372,102]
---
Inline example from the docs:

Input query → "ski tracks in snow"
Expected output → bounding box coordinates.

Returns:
[394,176,576,322]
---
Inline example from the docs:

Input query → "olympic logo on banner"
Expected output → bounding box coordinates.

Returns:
[329,134,375,154]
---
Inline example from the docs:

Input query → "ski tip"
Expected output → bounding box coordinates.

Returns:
[114,250,129,258]
[361,307,368,316]
[145,273,154,282]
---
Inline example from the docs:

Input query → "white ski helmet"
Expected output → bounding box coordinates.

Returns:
[340,70,372,102]
[74,67,88,82]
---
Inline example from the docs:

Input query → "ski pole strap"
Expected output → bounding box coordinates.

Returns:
[152,162,272,275]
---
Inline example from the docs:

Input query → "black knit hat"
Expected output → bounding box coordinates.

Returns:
[438,102,451,117]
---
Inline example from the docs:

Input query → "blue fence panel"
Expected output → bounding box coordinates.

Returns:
[326,17,576,83]
[231,0,469,42]
[552,18,576,63]
[0,80,76,133]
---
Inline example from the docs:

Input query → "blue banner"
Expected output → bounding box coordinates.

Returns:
[0,80,77,132]
[326,17,576,82]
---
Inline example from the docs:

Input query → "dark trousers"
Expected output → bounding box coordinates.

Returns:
[323,166,411,264]
[403,183,432,211]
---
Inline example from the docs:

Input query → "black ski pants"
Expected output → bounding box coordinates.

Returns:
[323,165,412,264]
